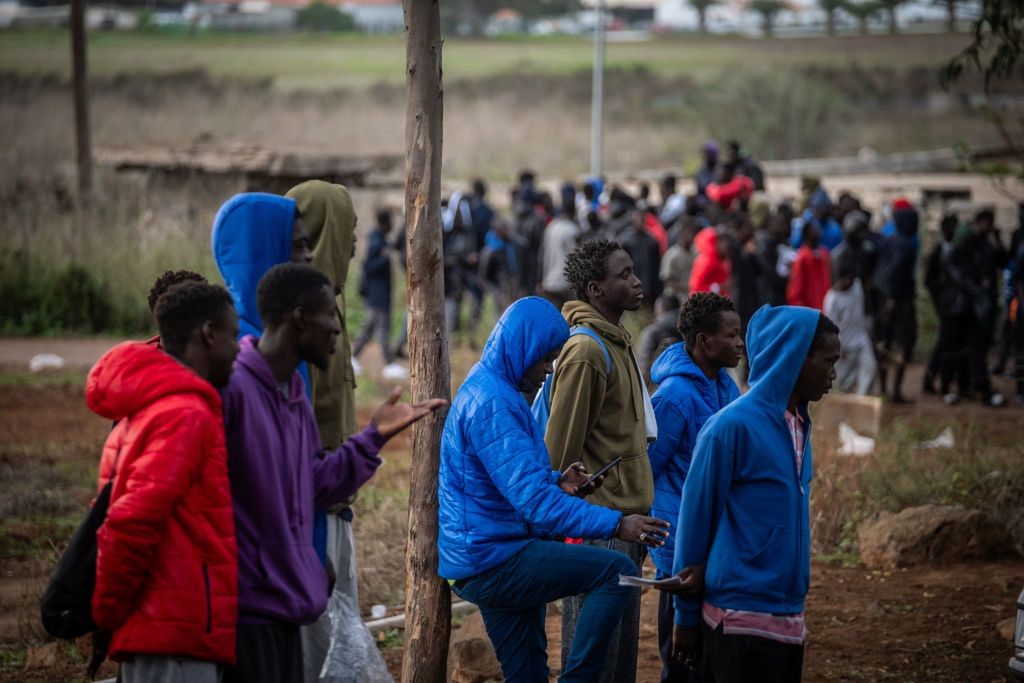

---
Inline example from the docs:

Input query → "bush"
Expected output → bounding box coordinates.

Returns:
[296,3,356,32]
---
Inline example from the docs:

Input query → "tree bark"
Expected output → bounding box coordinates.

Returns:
[400,1,451,682]
[946,0,956,33]
[698,6,707,33]
[70,0,92,206]
[887,5,898,34]
[825,7,835,36]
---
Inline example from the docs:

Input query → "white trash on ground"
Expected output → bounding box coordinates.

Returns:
[28,353,65,372]
[838,422,875,456]
[381,363,409,381]
[918,427,955,450]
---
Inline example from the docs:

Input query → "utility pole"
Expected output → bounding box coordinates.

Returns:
[400,0,451,681]
[70,0,92,206]
[590,0,606,179]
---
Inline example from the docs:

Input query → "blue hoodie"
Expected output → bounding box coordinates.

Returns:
[672,305,820,627]
[438,297,622,580]
[647,343,739,577]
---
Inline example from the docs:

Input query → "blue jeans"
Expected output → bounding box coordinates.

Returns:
[452,539,638,683]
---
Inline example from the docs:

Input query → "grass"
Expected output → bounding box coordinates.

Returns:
[0,30,974,90]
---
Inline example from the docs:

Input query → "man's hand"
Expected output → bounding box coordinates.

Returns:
[672,625,700,671]
[657,564,704,597]
[615,514,670,547]
[557,462,603,498]
[371,387,449,439]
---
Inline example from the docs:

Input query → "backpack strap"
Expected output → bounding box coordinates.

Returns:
[569,325,612,375]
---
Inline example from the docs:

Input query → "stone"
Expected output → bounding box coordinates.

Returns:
[998,617,1017,641]
[24,642,60,670]
[858,504,1020,570]
[448,610,502,683]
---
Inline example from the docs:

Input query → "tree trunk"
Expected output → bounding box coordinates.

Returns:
[858,15,868,35]
[698,6,707,33]
[400,1,451,682]
[825,7,835,36]
[887,5,898,34]
[762,12,774,38]
[70,0,92,206]
[946,0,956,32]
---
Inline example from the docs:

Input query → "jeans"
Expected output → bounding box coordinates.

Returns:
[561,538,646,683]
[453,539,638,683]
[353,306,394,364]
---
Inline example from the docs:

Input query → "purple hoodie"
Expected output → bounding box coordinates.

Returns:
[220,336,385,625]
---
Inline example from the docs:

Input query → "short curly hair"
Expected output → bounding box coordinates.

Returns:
[147,270,208,312]
[154,282,234,355]
[677,292,736,346]
[564,238,622,302]
[257,263,332,328]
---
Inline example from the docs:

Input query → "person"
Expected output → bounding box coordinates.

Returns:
[949,209,1009,407]
[791,187,843,252]
[89,282,241,683]
[1012,235,1024,404]
[689,227,731,297]
[514,181,547,297]
[541,183,582,310]
[695,140,719,199]
[622,209,663,308]
[469,178,495,252]
[755,212,794,307]
[545,239,655,683]
[824,262,877,395]
[648,292,742,682]
[660,221,696,298]
[923,214,970,401]
[659,173,687,228]
[787,222,831,310]
[830,211,877,308]
[637,294,683,382]
[143,269,209,347]
[871,203,919,404]
[284,179,366,682]
[220,263,446,682]
[724,140,765,192]
[669,306,841,683]
[439,296,669,682]
[479,216,520,313]
[444,194,481,342]
[353,208,402,370]
[705,162,754,212]
[728,213,762,335]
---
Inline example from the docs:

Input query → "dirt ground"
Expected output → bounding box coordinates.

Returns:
[0,339,1022,682]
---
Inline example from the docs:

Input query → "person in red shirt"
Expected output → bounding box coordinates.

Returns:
[786,222,832,310]
[706,163,754,212]
[89,282,241,683]
[689,227,732,298]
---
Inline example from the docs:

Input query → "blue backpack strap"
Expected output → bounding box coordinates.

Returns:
[569,325,612,375]
[531,325,611,428]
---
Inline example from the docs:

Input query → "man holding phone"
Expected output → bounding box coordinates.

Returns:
[546,239,656,683]
[439,297,669,682]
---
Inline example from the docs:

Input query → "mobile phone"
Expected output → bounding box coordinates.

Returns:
[580,456,623,489]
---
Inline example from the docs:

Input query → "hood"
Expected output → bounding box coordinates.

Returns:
[694,226,719,256]
[563,300,630,347]
[893,207,919,237]
[211,193,297,335]
[744,304,821,410]
[286,181,355,292]
[86,341,220,421]
[480,297,569,387]
[650,342,708,385]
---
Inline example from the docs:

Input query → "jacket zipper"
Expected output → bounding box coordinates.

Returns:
[202,562,212,634]
[783,414,805,602]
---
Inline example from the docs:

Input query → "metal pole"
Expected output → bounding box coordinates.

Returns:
[590,0,605,178]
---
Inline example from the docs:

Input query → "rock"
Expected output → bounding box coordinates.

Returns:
[448,610,502,683]
[24,642,60,670]
[858,504,1020,570]
[998,617,1017,641]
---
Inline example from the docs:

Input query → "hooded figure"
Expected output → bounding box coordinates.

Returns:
[689,227,731,297]
[791,188,844,252]
[673,305,820,627]
[285,181,358,447]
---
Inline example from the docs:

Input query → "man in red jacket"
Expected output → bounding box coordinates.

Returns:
[88,281,241,683]
[787,222,832,311]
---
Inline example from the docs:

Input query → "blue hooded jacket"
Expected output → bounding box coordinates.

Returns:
[647,342,739,577]
[211,193,312,391]
[438,297,622,580]
[672,305,819,626]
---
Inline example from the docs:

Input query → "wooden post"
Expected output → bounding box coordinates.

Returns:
[70,0,92,206]
[400,1,450,682]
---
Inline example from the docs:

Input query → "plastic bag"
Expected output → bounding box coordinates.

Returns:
[319,593,393,683]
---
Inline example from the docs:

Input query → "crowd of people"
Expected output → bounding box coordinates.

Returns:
[70,138,1024,683]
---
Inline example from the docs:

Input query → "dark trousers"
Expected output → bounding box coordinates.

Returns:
[966,313,996,399]
[657,588,712,683]
[937,313,971,395]
[702,622,803,683]
[353,306,394,364]
[223,622,302,683]
[454,539,638,683]
[1015,309,1024,396]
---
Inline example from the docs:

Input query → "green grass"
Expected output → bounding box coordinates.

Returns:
[0,30,970,89]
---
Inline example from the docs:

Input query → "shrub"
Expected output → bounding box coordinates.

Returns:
[296,3,356,32]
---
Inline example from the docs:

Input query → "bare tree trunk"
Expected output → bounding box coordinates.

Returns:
[400,1,451,682]
[887,5,898,34]
[70,0,92,206]
[859,15,868,35]
[825,7,835,36]
[762,12,774,38]
[946,0,956,32]
[698,6,707,33]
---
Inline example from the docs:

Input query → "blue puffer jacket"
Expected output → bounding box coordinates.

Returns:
[438,297,622,580]
[648,342,739,577]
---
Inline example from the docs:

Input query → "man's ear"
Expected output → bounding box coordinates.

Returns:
[199,320,216,349]
[291,306,306,331]
[586,280,602,301]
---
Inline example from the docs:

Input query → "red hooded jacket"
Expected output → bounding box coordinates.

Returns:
[689,227,731,297]
[87,342,237,664]
[786,244,831,310]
